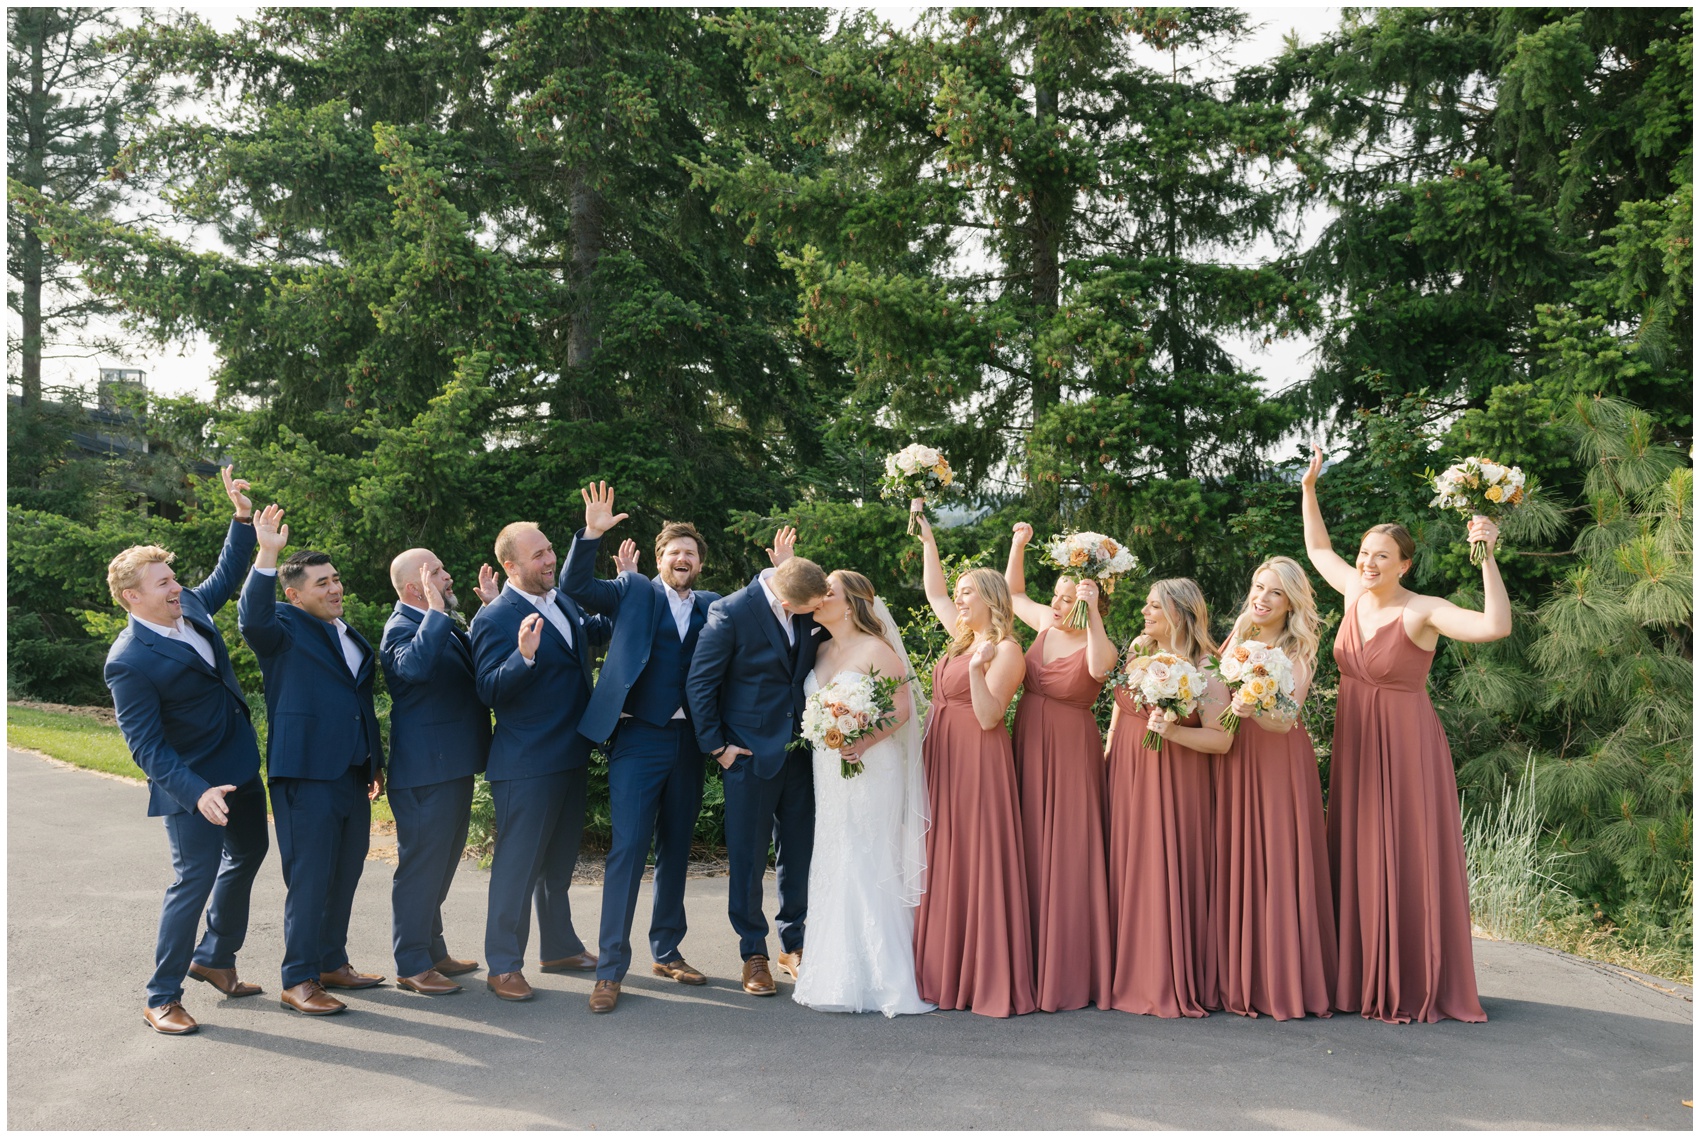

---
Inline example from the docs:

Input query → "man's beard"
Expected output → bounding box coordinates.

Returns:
[441,588,460,614]
[660,564,700,591]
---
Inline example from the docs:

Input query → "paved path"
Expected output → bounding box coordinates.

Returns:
[7,749,1692,1129]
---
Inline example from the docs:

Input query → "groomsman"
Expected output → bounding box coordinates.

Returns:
[379,549,491,995]
[470,521,612,1001]
[562,484,752,1013]
[687,554,830,997]
[239,510,386,1015]
[105,467,269,1035]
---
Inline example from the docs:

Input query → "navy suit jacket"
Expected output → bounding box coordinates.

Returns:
[379,602,490,790]
[560,529,719,746]
[237,569,384,781]
[105,519,261,817]
[468,584,611,781]
[685,572,823,780]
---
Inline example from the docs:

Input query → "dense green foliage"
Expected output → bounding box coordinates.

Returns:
[8,7,1690,956]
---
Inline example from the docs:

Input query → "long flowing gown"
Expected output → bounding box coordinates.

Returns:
[913,649,1037,1018]
[1330,602,1487,1024]
[1211,702,1337,1019]
[1010,628,1113,1012]
[1105,683,1215,1017]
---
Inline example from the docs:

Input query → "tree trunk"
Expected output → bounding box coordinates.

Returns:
[19,11,45,407]
[566,170,602,371]
[1029,79,1062,434]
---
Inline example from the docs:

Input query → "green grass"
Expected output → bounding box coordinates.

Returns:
[6,705,396,825]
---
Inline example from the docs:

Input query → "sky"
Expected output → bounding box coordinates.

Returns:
[15,5,1343,403]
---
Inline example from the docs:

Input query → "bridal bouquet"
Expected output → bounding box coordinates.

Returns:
[1040,531,1139,628]
[881,443,954,535]
[1210,639,1298,734]
[1428,456,1528,565]
[797,670,904,778]
[1117,647,1207,751]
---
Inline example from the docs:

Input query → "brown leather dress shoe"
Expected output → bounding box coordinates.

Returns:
[280,979,347,1015]
[487,971,535,1001]
[188,963,262,997]
[143,1001,199,1035]
[539,951,597,973]
[432,955,480,977]
[652,957,708,986]
[397,969,463,995]
[741,955,777,996]
[776,949,803,982]
[320,963,386,990]
[589,980,620,1013]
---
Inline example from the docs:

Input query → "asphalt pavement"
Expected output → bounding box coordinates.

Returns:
[7,748,1692,1130]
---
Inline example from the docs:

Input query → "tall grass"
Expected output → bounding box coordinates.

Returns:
[1464,753,1571,941]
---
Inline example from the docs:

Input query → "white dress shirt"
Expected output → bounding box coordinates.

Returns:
[666,585,694,641]
[254,566,364,676]
[757,567,795,646]
[134,613,216,669]
[507,580,574,665]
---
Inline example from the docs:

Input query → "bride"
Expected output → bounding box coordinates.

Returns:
[793,569,935,1017]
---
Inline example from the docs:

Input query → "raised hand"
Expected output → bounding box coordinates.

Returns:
[220,464,253,517]
[1076,578,1100,609]
[615,538,640,575]
[1301,444,1325,491]
[420,563,447,612]
[766,525,797,567]
[1011,521,1034,547]
[254,503,289,556]
[1466,514,1500,558]
[910,497,935,543]
[969,640,995,671]
[581,481,629,538]
[517,613,544,662]
[474,563,502,606]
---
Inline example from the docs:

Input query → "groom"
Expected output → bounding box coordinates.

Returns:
[686,551,830,996]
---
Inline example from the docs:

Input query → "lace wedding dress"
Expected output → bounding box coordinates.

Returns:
[793,608,934,1018]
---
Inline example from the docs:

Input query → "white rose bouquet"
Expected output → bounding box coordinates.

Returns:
[1117,646,1207,751]
[1428,456,1528,565]
[1210,639,1298,734]
[796,670,904,778]
[881,444,955,535]
[1040,531,1140,628]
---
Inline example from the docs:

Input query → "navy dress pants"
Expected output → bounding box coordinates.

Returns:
[148,777,269,1007]
[389,775,475,978]
[270,767,371,989]
[595,719,705,982]
[485,768,589,975]
[721,748,814,960]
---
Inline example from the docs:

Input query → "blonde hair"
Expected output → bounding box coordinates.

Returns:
[108,545,175,610]
[771,556,830,606]
[1225,556,1320,671]
[830,570,887,639]
[494,521,542,568]
[949,567,1016,657]
[1147,577,1217,665]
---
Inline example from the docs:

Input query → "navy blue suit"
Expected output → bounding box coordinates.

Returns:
[238,568,383,990]
[105,519,268,1008]
[561,529,719,982]
[469,584,611,974]
[379,601,490,978]
[685,573,822,960]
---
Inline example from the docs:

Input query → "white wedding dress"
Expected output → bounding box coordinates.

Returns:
[793,660,935,1018]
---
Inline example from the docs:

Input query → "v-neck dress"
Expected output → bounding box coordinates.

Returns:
[1328,602,1487,1024]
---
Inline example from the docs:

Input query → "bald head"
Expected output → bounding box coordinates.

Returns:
[390,547,456,612]
[494,522,556,595]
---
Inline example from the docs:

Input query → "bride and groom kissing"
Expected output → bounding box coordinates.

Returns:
[577,485,932,1017]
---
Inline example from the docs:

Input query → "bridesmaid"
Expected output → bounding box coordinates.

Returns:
[1003,523,1116,1012]
[910,500,1037,1018]
[1210,556,1337,1020]
[1105,579,1233,1017]
[1301,445,1510,1024]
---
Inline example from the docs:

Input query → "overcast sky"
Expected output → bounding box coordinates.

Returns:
[18,5,1342,402]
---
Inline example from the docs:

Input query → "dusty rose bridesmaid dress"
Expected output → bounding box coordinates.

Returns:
[1211,703,1337,1020]
[913,648,1038,1018]
[1105,682,1214,1017]
[1329,602,1487,1024]
[1010,628,1113,1012]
